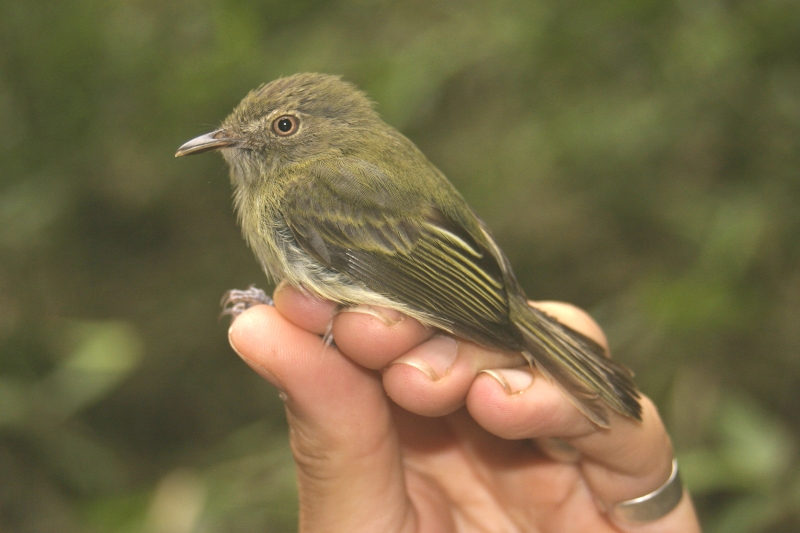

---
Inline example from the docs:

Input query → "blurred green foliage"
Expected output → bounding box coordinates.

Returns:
[1,0,799,531]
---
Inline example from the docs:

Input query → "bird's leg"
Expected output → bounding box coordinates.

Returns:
[320,305,343,347]
[322,320,336,347]
[220,285,274,319]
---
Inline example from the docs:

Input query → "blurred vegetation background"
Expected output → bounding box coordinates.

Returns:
[1,0,799,531]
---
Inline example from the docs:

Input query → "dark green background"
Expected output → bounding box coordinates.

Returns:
[1,0,799,531]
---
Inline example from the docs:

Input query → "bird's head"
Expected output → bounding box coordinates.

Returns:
[176,73,379,185]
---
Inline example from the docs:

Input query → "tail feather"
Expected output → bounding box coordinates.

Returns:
[515,304,642,428]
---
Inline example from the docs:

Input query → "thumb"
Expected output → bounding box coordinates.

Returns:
[228,305,414,533]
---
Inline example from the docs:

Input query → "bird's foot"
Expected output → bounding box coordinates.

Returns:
[220,285,273,319]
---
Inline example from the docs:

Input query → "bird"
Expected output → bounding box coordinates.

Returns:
[176,73,641,427]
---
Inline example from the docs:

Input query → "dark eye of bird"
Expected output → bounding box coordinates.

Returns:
[273,115,299,136]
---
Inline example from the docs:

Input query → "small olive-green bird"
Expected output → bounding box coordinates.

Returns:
[176,73,641,427]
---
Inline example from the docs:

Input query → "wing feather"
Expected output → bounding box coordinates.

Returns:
[283,158,523,349]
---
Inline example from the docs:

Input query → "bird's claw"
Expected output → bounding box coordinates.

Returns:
[220,286,273,319]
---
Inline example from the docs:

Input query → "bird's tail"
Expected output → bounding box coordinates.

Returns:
[515,303,641,428]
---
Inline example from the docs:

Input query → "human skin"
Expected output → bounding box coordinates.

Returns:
[227,283,702,533]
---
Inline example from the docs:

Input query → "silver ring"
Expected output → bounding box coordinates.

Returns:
[610,459,684,524]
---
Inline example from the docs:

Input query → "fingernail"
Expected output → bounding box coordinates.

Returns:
[391,335,458,380]
[479,368,534,394]
[228,324,245,359]
[340,305,405,326]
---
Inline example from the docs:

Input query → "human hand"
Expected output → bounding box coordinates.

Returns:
[227,283,701,532]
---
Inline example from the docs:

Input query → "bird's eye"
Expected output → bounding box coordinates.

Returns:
[272,115,299,136]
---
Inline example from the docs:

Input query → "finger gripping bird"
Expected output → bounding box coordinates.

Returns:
[176,73,642,427]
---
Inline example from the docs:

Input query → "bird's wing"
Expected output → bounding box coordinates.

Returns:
[282,158,523,349]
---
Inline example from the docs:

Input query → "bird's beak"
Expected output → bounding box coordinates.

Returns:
[175,130,238,157]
